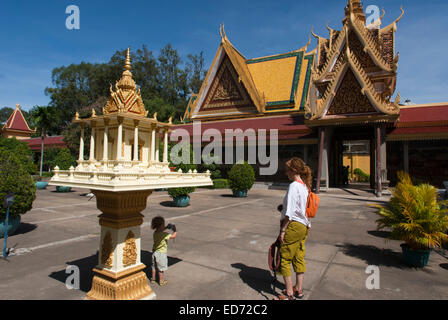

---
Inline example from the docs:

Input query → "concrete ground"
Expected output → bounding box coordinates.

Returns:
[1,185,447,300]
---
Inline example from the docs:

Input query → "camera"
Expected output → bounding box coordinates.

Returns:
[277,204,283,213]
[166,223,176,231]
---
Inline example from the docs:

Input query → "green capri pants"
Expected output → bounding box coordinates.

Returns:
[279,221,309,276]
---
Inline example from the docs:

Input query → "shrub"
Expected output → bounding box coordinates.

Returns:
[213,179,229,189]
[0,136,37,175]
[168,187,195,199]
[353,168,370,182]
[0,149,36,220]
[373,171,448,250]
[168,141,197,173]
[199,153,222,180]
[228,162,255,192]
[50,148,76,170]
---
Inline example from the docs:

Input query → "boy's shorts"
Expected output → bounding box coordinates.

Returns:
[152,251,168,271]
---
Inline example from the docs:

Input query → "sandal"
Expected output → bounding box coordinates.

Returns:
[273,293,296,301]
[159,280,168,286]
[282,288,304,299]
[150,279,156,284]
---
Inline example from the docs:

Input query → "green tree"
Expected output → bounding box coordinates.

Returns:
[186,51,206,94]
[0,137,37,175]
[0,107,14,125]
[31,106,59,177]
[0,149,36,220]
[51,148,77,170]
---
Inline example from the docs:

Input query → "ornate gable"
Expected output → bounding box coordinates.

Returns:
[327,68,376,115]
[196,56,257,116]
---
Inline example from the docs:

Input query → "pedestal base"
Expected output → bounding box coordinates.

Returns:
[86,264,155,300]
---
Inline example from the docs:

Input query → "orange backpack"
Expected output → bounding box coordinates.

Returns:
[306,188,320,219]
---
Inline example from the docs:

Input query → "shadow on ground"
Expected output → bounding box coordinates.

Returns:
[14,223,37,236]
[367,230,392,239]
[220,194,235,198]
[159,201,191,208]
[336,243,411,269]
[231,263,281,300]
[440,263,448,270]
[49,251,182,293]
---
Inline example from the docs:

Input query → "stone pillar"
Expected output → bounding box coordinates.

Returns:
[303,144,309,164]
[316,128,325,193]
[155,129,160,162]
[86,190,156,300]
[163,129,168,163]
[133,121,139,162]
[89,125,96,161]
[103,120,109,161]
[403,141,409,173]
[380,126,388,187]
[150,126,156,162]
[375,125,382,197]
[79,123,85,162]
[117,118,123,161]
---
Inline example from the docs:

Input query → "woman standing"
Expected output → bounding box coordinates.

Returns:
[275,157,312,300]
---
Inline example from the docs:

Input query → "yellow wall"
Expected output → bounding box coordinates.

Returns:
[343,154,370,180]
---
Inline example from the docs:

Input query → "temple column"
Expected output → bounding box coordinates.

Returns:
[133,120,139,162]
[86,190,155,300]
[316,128,325,193]
[89,124,96,162]
[117,117,123,161]
[403,141,409,173]
[375,125,382,197]
[103,120,109,162]
[78,123,85,162]
[150,125,156,162]
[155,129,160,162]
[163,129,168,163]
[303,144,309,164]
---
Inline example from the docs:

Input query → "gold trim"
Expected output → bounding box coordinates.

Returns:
[86,265,153,300]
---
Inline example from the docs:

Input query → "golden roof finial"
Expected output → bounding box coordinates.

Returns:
[168,116,172,124]
[125,47,131,72]
[311,26,319,40]
[153,112,157,120]
[395,6,404,24]
[15,104,20,109]
[91,108,96,117]
[75,112,79,120]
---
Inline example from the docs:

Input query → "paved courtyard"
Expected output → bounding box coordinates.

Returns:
[1,184,448,300]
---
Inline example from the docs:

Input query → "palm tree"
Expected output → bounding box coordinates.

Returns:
[32,106,58,177]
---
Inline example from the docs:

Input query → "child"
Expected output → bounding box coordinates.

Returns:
[151,216,177,286]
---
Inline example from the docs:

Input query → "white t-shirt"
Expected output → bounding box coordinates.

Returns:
[281,181,311,228]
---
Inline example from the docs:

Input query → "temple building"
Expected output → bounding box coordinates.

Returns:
[1,104,36,140]
[175,0,448,195]
[1,104,66,153]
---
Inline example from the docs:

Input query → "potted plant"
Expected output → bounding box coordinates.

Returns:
[168,187,195,207]
[228,162,255,198]
[0,150,36,238]
[373,171,448,268]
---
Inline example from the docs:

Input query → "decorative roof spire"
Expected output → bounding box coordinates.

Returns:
[344,0,365,23]
[103,48,146,116]
[116,47,136,91]
[124,47,131,72]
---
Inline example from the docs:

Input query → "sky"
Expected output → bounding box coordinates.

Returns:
[1,0,447,111]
